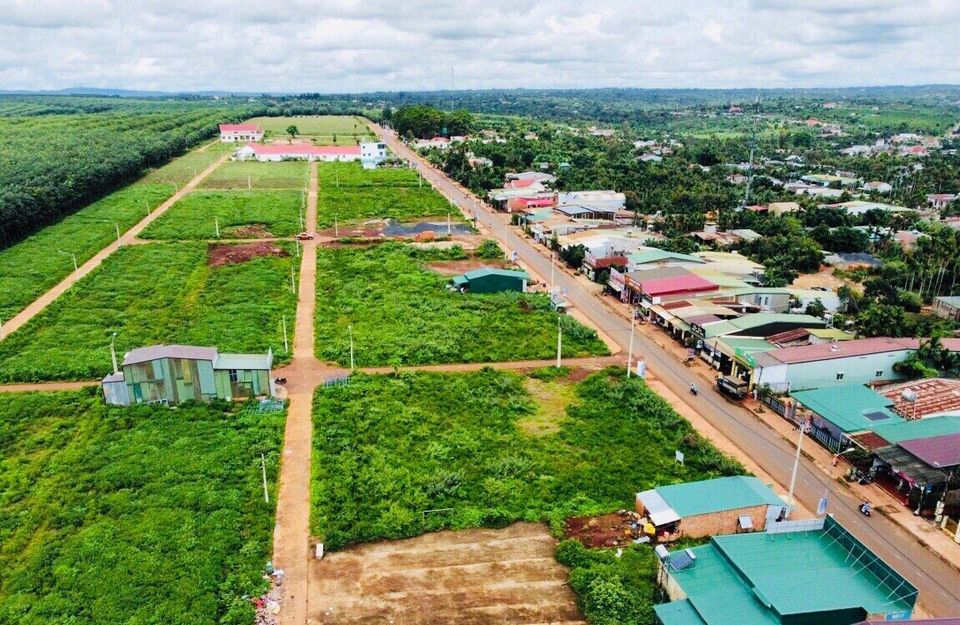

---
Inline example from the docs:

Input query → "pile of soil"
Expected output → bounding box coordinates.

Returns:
[209,242,289,267]
[565,510,646,548]
[229,224,272,239]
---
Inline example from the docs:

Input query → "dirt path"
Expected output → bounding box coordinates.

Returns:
[0,153,230,340]
[361,355,620,375]
[0,380,100,394]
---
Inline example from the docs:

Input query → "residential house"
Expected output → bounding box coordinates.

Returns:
[219,123,264,142]
[102,344,273,406]
[506,171,557,184]
[822,200,915,216]
[881,378,960,420]
[786,182,845,198]
[653,517,918,625]
[928,194,957,210]
[862,180,892,194]
[933,296,960,321]
[360,141,388,169]
[412,136,450,150]
[636,476,786,540]
[801,173,859,188]
[236,143,363,162]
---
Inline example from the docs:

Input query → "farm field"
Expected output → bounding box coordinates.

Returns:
[317,161,421,187]
[0,389,283,625]
[309,523,584,625]
[140,148,227,186]
[200,161,309,190]
[141,190,303,240]
[246,115,373,143]
[310,368,742,549]
[317,186,455,228]
[0,241,298,382]
[313,243,608,366]
[0,184,174,321]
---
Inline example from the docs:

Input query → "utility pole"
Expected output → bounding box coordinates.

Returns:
[555,316,562,368]
[146,201,151,216]
[282,316,289,353]
[260,453,270,504]
[110,331,119,374]
[290,267,296,293]
[334,215,339,238]
[626,313,635,377]
[114,222,121,243]
[742,96,761,211]
[247,175,252,191]
[787,423,807,517]
[59,249,78,272]
[349,324,355,371]
[550,253,555,286]
[447,212,452,235]
[215,217,220,238]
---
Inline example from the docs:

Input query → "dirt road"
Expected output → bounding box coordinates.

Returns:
[0,153,230,340]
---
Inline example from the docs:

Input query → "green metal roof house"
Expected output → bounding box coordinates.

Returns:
[792,384,904,435]
[102,344,274,406]
[654,516,918,625]
[451,268,529,293]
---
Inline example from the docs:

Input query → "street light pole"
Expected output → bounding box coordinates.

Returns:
[110,331,119,374]
[349,324,355,372]
[282,316,289,354]
[626,312,635,377]
[787,423,807,517]
[555,316,562,368]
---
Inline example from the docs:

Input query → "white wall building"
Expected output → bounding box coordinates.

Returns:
[219,123,264,143]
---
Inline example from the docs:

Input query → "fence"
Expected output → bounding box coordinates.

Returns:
[940,515,960,543]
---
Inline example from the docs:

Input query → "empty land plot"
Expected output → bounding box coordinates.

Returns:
[0,389,283,625]
[0,241,298,382]
[0,184,173,320]
[141,148,226,186]
[318,161,421,187]
[313,243,608,366]
[317,186,457,228]
[246,115,372,142]
[141,190,302,240]
[310,368,742,549]
[309,523,584,625]
[200,161,308,190]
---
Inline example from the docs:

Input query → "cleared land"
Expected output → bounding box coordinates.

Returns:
[317,161,421,187]
[310,368,741,549]
[309,523,584,625]
[140,148,228,186]
[141,190,303,240]
[317,186,455,228]
[246,115,373,144]
[0,389,283,625]
[200,161,309,190]
[313,243,608,366]
[0,242,298,382]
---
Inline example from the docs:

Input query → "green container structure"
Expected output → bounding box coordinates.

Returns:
[451,268,529,294]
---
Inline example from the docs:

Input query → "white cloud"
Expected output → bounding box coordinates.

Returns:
[0,0,957,91]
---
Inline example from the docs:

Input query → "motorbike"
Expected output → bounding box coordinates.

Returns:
[859,502,872,517]
[689,384,698,396]
[274,377,287,385]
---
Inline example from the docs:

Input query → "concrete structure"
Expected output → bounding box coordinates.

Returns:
[636,476,786,539]
[451,268,528,293]
[360,141,388,168]
[236,143,362,162]
[862,181,893,194]
[823,200,915,216]
[102,344,273,406]
[933,296,960,321]
[881,378,960,419]
[219,123,264,142]
[751,337,917,392]
[654,516,918,625]
[928,194,957,210]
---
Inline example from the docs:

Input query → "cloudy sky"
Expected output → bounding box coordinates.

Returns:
[2,0,958,93]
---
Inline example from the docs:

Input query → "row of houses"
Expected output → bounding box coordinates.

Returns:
[235,141,388,168]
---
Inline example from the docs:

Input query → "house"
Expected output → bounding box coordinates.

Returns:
[557,190,626,211]
[236,143,363,162]
[801,174,859,188]
[928,194,957,210]
[899,145,929,157]
[219,123,264,143]
[786,182,845,198]
[360,141,388,169]
[506,171,557,184]
[632,273,719,306]
[636,476,786,539]
[792,384,905,451]
[881,378,960,420]
[653,517,918,625]
[750,337,918,393]
[451,268,528,294]
[697,313,825,342]
[102,344,273,406]
[933,296,960,321]
[580,254,628,281]
[748,201,801,216]
[823,200,915,216]
[412,136,450,150]
[862,181,892,194]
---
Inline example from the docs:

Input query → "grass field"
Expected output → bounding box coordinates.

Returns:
[318,162,421,188]
[0,389,283,625]
[141,190,303,240]
[245,115,373,143]
[0,242,298,382]
[200,161,309,190]
[313,243,607,366]
[0,184,174,321]
[141,149,226,186]
[311,368,742,549]
[317,187,455,228]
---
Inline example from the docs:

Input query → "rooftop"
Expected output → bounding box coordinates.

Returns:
[244,143,361,155]
[751,337,917,366]
[629,248,705,266]
[454,268,529,282]
[220,123,261,132]
[792,384,903,433]
[122,344,218,366]
[871,415,960,445]
[899,433,960,468]
[700,313,824,339]
[214,352,272,371]
[645,476,784,518]
[639,274,718,298]
[881,378,960,419]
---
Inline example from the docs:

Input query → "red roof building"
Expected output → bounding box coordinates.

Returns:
[638,274,718,302]
[219,123,264,142]
[899,433,960,468]
[237,143,361,161]
[881,378,960,420]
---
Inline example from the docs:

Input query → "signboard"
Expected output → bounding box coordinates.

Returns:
[635,359,646,378]
[675,450,685,465]
[817,497,828,516]
[608,267,626,292]
[884,610,913,621]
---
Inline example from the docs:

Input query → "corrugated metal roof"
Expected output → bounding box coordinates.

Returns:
[640,274,718,297]
[875,446,950,486]
[214,352,272,371]
[629,249,705,265]
[459,268,529,280]
[122,344,218,366]
[753,337,918,365]
[654,599,708,625]
[899,433,960,468]
[701,313,824,339]
[881,378,960,419]
[792,384,903,433]
[654,476,784,517]
[637,489,681,526]
[872,415,960,444]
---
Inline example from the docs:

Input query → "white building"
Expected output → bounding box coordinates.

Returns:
[360,141,388,169]
[236,143,361,162]
[219,123,264,143]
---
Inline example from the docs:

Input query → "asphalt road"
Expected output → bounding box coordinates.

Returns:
[374,124,960,617]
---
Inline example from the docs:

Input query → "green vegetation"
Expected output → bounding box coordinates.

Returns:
[311,369,743,549]
[318,186,455,228]
[387,105,474,139]
[314,243,607,366]
[317,161,421,187]
[0,242,298,382]
[141,149,225,186]
[141,190,303,240]
[0,97,257,247]
[200,161,308,190]
[246,115,371,138]
[0,389,283,625]
[0,184,173,320]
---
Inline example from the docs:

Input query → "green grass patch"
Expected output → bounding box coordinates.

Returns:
[141,190,303,240]
[246,115,372,138]
[311,369,743,549]
[0,389,283,625]
[141,149,225,186]
[200,161,309,190]
[0,184,173,321]
[318,162,420,188]
[0,242,298,382]
[314,243,608,366]
[317,187,456,228]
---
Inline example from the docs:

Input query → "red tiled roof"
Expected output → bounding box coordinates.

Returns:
[899,433,960,468]
[767,328,812,345]
[586,255,628,269]
[881,378,960,419]
[245,144,360,156]
[848,431,892,452]
[640,274,718,297]
[220,123,261,132]
[509,178,538,188]
[662,299,695,310]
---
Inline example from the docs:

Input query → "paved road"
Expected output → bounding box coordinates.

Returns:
[373,123,960,616]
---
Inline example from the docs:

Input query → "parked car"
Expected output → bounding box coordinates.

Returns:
[716,376,749,400]
[296,232,314,240]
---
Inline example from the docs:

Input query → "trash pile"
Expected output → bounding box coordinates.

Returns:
[565,510,655,548]
[253,561,285,625]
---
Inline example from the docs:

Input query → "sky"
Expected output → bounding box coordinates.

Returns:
[2,0,959,93]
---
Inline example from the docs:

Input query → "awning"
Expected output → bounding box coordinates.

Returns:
[637,489,681,526]
[875,446,949,487]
